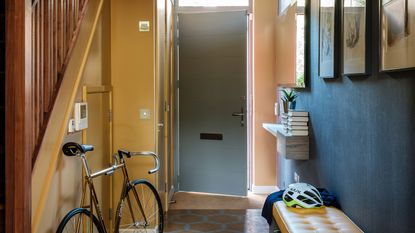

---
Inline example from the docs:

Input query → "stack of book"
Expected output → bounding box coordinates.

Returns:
[281,110,309,136]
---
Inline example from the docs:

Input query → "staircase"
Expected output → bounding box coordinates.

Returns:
[0,0,5,231]
[5,0,97,232]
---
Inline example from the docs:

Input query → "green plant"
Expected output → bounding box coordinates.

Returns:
[281,89,298,102]
[296,73,305,87]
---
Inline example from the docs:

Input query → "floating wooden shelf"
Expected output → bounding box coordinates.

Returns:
[263,123,309,160]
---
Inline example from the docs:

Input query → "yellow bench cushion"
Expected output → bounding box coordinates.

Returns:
[272,201,363,233]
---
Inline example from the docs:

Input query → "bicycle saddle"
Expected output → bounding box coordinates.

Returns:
[62,142,94,156]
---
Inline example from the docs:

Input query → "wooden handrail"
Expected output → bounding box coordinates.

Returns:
[31,0,89,165]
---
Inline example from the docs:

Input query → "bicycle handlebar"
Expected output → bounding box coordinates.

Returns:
[129,151,160,174]
[90,151,160,178]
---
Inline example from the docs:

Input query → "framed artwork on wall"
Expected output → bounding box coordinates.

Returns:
[342,0,371,76]
[319,0,340,78]
[380,0,415,71]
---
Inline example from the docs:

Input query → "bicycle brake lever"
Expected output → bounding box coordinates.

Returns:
[118,149,131,159]
[112,154,119,165]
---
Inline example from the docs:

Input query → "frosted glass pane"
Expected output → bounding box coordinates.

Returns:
[179,0,249,7]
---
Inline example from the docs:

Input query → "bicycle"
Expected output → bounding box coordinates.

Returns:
[56,142,164,233]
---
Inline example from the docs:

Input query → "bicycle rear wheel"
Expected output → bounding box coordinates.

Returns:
[116,179,164,233]
[56,208,105,233]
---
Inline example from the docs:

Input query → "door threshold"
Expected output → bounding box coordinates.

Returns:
[176,191,248,198]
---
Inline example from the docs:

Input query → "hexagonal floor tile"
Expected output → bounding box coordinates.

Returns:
[226,223,245,232]
[192,209,222,216]
[208,214,240,224]
[172,214,204,224]
[190,222,222,232]
[164,222,186,232]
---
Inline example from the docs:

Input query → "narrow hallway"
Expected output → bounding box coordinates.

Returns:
[164,192,269,233]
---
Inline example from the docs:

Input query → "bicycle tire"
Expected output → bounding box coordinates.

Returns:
[56,208,105,233]
[116,179,164,233]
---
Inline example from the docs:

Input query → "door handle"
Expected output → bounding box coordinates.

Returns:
[157,123,164,133]
[232,112,244,117]
[232,108,244,127]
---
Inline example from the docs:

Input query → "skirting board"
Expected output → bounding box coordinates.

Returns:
[251,185,279,194]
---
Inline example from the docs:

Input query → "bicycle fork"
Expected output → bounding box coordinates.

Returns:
[115,167,150,231]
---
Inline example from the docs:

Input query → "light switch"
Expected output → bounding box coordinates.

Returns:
[68,119,75,133]
[274,102,279,116]
[140,109,151,120]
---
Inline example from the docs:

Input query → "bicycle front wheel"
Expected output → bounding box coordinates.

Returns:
[56,208,105,233]
[116,179,164,233]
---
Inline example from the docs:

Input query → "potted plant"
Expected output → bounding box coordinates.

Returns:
[281,89,298,112]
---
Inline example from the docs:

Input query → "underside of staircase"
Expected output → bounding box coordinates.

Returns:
[5,0,93,232]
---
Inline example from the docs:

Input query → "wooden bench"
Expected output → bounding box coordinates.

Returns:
[270,201,364,233]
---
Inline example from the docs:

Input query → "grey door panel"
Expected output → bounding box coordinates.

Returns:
[178,11,247,196]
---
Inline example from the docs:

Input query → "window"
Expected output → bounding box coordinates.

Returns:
[179,0,249,7]
[296,0,306,87]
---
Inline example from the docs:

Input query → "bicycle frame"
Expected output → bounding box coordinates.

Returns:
[78,151,157,233]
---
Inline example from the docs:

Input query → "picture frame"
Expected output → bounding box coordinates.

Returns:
[380,0,415,72]
[319,0,340,78]
[294,0,310,88]
[342,0,371,76]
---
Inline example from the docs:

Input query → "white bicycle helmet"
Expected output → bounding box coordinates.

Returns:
[282,183,323,208]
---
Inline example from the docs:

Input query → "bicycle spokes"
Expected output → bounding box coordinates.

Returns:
[117,181,162,233]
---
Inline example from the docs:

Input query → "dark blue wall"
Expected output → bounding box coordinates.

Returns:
[278,1,415,232]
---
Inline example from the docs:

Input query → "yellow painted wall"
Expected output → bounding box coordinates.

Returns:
[33,0,172,231]
[34,134,84,233]
[83,0,112,87]
[110,0,156,204]
[252,0,277,187]
[32,0,111,232]
[110,0,173,211]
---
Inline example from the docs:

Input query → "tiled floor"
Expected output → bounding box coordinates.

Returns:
[165,192,270,233]
[164,209,269,233]
[169,192,267,210]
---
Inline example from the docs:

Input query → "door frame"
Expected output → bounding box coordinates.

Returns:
[173,5,254,194]
[82,85,113,229]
